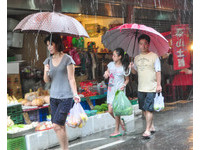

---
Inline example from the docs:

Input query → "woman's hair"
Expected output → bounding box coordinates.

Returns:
[114,48,130,72]
[44,34,64,52]
[138,34,150,44]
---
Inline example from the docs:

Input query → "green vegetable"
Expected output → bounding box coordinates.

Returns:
[113,90,133,116]
[94,105,102,112]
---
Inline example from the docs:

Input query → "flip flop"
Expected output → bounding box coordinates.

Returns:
[121,118,126,131]
[142,132,151,139]
[150,130,156,134]
[109,133,122,138]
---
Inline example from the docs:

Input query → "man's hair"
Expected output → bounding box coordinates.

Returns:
[138,34,150,44]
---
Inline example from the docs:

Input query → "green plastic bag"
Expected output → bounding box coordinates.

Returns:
[113,90,133,116]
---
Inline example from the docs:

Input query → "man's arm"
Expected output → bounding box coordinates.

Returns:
[155,57,162,92]
[129,62,137,74]
[156,71,162,93]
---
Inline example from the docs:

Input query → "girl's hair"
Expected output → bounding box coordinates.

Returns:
[114,48,130,72]
[44,34,64,52]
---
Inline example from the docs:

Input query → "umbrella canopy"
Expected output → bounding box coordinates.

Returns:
[14,12,89,38]
[102,23,169,57]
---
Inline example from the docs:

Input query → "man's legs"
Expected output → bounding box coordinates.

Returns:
[53,123,69,150]
[143,111,155,133]
[143,111,153,136]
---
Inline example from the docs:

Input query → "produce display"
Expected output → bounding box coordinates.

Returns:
[35,121,53,131]
[93,103,108,113]
[7,116,14,127]
[7,122,38,134]
[31,98,44,106]
[7,94,19,105]
[79,81,99,97]
[7,87,50,107]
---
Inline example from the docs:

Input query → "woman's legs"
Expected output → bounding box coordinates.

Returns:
[53,123,69,150]
[108,104,125,135]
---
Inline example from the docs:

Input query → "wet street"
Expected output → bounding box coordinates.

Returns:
[49,100,193,150]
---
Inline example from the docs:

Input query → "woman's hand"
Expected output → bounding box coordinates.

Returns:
[120,84,126,91]
[74,95,81,103]
[103,70,110,79]
[44,64,50,73]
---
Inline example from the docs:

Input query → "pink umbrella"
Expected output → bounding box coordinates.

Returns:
[102,23,169,57]
[14,12,89,38]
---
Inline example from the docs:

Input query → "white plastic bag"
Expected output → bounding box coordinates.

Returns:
[154,93,165,112]
[66,103,88,128]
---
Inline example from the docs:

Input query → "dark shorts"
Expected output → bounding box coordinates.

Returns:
[138,92,156,112]
[50,97,73,126]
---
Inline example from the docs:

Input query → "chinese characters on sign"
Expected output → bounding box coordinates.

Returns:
[171,24,190,70]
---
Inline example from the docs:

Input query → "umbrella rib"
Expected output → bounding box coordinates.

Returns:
[126,33,135,54]
[106,30,133,48]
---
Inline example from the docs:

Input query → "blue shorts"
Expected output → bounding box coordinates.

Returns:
[138,92,156,112]
[50,97,73,126]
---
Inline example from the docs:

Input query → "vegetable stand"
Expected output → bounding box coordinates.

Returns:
[80,94,107,110]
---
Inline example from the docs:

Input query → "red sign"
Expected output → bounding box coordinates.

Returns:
[171,24,190,70]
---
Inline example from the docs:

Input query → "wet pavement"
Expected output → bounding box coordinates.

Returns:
[48,100,193,150]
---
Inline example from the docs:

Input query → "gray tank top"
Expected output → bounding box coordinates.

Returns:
[43,54,75,99]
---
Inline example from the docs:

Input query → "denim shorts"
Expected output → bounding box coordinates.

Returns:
[50,97,73,126]
[138,92,156,112]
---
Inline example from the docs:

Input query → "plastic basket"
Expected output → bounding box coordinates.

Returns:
[11,113,24,124]
[7,104,22,116]
[80,100,96,110]
[39,108,49,122]
[7,56,16,62]
[84,110,91,117]
[90,110,97,116]
[7,136,26,150]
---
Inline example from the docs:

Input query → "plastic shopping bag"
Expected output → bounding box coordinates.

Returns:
[66,103,88,128]
[154,93,165,112]
[113,90,133,116]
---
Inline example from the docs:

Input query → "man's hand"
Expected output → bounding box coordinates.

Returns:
[129,62,134,69]
[156,85,162,93]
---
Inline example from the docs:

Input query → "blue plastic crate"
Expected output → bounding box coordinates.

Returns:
[80,99,96,110]
[39,108,48,122]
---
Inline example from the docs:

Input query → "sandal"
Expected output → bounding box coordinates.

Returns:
[121,118,126,131]
[150,130,156,134]
[142,131,151,139]
[110,133,122,138]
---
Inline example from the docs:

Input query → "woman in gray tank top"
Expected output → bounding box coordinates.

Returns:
[43,34,80,150]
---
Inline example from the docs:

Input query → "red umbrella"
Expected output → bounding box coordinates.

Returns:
[102,23,169,57]
[14,12,89,38]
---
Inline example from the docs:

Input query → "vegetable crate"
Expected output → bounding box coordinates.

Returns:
[7,104,22,116]
[7,104,24,124]
[7,136,26,150]
[11,113,24,124]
